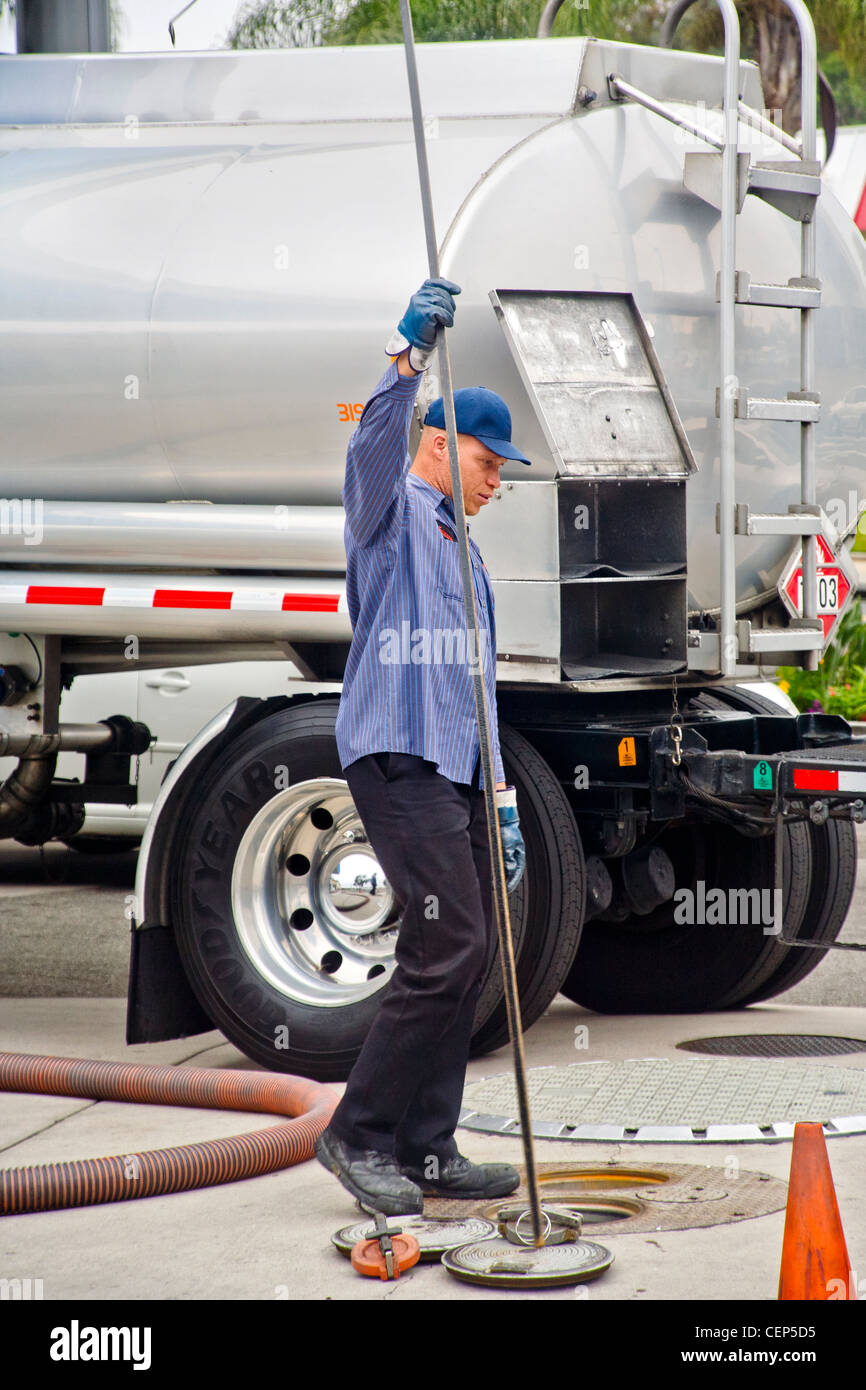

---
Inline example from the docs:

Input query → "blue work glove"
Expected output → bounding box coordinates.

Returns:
[496,786,526,894]
[385,277,461,371]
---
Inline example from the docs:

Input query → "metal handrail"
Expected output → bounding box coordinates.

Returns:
[606,74,724,150]
[537,0,566,38]
[737,99,802,156]
[658,0,821,666]
[777,0,820,665]
[660,0,835,160]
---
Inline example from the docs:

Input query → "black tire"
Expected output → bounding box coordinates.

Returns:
[689,684,857,1002]
[469,725,586,1056]
[737,818,857,1003]
[170,700,520,1080]
[564,681,818,1013]
[562,817,811,1013]
[171,701,384,1079]
[686,684,794,719]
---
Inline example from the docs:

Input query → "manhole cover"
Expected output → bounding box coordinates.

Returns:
[441,1236,614,1289]
[460,1058,866,1142]
[424,1161,787,1234]
[331,1215,495,1261]
[677,1035,866,1059]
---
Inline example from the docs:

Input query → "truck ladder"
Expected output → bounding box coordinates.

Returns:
[608,0,825,675]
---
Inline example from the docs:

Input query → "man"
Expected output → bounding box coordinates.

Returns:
[316,278,530,1215]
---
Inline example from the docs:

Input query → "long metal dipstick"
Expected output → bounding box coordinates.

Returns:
[397,0,544,1247]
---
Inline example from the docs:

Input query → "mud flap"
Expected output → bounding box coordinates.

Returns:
[126,920,214,1044]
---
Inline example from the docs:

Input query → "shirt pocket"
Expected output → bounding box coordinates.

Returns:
[434,534,465,600]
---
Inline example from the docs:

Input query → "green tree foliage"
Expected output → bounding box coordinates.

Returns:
[821,47,866,125]
[228,0,342,47]
[778,603,866,720]
[329,0,663,44]
[228,0,667,49]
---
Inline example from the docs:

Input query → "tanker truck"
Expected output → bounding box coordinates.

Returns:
[2,18,866,1080]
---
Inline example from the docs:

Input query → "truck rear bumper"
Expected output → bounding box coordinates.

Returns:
[674,725,866,818]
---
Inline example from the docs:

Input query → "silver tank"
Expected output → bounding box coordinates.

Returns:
[0,36,864,612]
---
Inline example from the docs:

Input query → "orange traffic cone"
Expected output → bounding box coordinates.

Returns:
[778,1122,854,1300]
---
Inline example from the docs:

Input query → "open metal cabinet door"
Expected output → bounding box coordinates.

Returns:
[490,289,696,679]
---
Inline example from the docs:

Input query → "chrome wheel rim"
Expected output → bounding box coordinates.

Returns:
[231,777,398,1007]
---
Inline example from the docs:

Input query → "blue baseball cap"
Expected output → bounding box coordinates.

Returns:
[424,387,532,465]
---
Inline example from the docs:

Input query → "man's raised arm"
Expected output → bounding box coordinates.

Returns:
[341,279,460,548]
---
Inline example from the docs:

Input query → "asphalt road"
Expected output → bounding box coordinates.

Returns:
[1,828,865,1008]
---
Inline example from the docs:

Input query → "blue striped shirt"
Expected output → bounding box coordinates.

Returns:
[335,359,505,789]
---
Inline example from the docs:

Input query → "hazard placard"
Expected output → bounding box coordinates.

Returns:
[777,535,857,642]
[618,737,637,767]
[753,759,773,790]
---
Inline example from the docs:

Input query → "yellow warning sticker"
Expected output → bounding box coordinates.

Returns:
[618,736,637,767]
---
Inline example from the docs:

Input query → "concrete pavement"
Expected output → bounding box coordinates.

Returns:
[2,996,865,1302]
[2,828,866,1303]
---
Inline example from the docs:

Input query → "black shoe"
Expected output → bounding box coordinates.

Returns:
[400,1152,521,1199]
[315,1128,424,1216]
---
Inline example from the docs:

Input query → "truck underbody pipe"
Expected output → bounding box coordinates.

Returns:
[0,1053,338,1214]
[0,723,117,758]
[0,716,149,841]
[0,750,81,844]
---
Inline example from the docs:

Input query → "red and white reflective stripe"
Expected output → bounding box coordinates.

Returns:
[793,768,838,791]
[0,583,346,614]
[792,767,866,794]
[27,585,106,606]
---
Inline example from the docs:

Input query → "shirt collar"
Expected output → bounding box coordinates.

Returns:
[407,473,459,526]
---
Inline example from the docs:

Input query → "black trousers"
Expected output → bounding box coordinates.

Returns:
[328,751,496,1167]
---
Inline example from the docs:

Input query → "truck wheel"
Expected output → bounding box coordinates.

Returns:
[562,818,810,1013]
[470,725,586,1056]
[736,819,857,1004]
[169,700,515,1080]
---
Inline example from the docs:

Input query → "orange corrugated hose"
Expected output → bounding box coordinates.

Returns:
[0,1053,338,1215]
